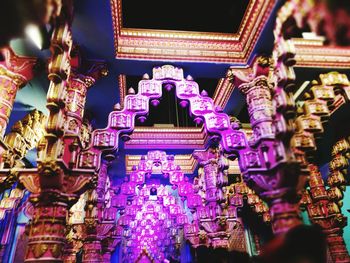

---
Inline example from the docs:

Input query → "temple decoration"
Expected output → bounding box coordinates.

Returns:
[125,153,241,176]
[326,138,350,262]
[9,5,109,260]
[328,138,350,208]
[111,149,268,261]
[22,17,75,261]
[191,146,236,249]
[0,187,26,259]
[81,156,119,263]
[78,64,253,172]
[269,0,350,68]
[64,192,87,262]
[125,126,209,150]
[0,0,350,262]
[300,164,349,263]
[80,63,307,238]
[0,48,37,184]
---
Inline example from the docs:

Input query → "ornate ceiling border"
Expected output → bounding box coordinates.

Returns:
[110,0,275,63]
[293,38,350,68]
[125,153,240,175]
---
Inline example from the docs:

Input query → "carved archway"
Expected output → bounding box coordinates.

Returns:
[75,63,290,238]
[77,65,249,172]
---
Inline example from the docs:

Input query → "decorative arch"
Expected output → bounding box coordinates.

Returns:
[76,65,249,171]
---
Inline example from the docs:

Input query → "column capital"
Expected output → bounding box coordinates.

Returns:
[0,47,38,87]
[227,55,271,87]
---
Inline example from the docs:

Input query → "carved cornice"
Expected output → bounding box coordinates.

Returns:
[293,38,350,68]
[110,0,275,63]
[125,126,208,150]
[212,77,235,109]
[125,153,240,175]
[118,74,126,107]
[125,126,252,150]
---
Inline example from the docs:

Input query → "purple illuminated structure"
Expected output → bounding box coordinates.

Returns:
[77,62,299,238]
[72,61,281,259]
[112,149,265,261]
[113,151,190,262]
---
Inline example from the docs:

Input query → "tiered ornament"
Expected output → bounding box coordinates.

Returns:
[0,110,46,189]
[111,151,191,262]
[0,110,46,259]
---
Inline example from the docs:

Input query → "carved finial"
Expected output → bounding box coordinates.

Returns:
[22,114,33,127]
[256,55,271,68]
[114,103,121,111]
[101,68,108,77]
[311,80,318,85]
[84,76,95,87]
[32,109,41,122]
[201,90,208,97]
[226,68,234,80]
[12,121,24,133]
[215,106,223,112]
[186,75,193,81]
[229,116,242,130]
[128,87,135,94]
[142,73,150,80]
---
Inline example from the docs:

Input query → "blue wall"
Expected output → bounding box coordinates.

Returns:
[342,186,350,251]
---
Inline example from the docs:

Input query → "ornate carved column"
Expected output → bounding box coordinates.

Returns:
[0,48,37,178]
[63,194,86,263]
[23,15,74,260]
[301,164,349,263]
[82,158,114,263]
[0,110,46,260]
[193,146,249,250]
[21,8,107,259]
[230,56,303,235]
[327,139,350,263]
[193,146,228,210]
[288,70,350,262]
[0,48,37,138]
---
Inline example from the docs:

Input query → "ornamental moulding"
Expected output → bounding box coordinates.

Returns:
[110,0,275,63]
[125,153,241,175]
